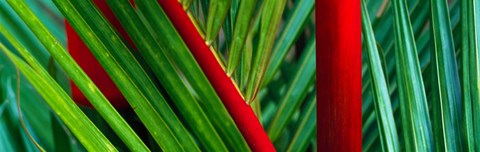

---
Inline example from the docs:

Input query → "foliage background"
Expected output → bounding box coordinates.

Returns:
[0,0,316,151]
[362,0,479,151]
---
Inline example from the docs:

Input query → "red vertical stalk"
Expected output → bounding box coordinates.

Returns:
[157,0,275,151]
[316,0,362,151]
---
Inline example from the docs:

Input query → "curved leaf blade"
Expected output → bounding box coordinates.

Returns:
[3,1,149,151]
[362,1,399,151]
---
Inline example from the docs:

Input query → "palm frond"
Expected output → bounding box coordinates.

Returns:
[0,0,316,151]
[363,0,480,151]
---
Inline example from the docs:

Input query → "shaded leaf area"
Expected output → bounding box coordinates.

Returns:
[363,0,479,151]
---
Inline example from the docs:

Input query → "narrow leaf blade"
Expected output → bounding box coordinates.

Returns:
[392,0,434,150]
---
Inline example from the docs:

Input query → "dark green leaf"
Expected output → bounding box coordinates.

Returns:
[460,0,475,150]
[106,0,229,151]
[465,0,480,151]
[51,0,195,150]
[429,0,462,150]
[267,37,315,141]
[286,95,316,152]
[134,0,250,151]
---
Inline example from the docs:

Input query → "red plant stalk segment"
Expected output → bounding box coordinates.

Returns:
[156,0,276,151]
[316,0,362,151]
[67,0,135,109]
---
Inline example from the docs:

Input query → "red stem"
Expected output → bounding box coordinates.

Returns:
[316,0,362,151]
[157,1,276,151]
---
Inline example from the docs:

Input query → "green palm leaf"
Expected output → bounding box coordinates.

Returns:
[245,0,287,102]
[52,0,196,150]
[362,1,399,151]
[2,1,148,151]
[263,0,314,85]
[0,0,316,151]
[206,0,232,44]
[467,0,480,151]
[0,44,115,151]
[430,0,463,150]
[267,37,315,141]
[106,0,229,150]
[392,0,433,150]
[460,0,476,150]
[226,0,256,76]
[134,0,250,151]
[286,94,317,152]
